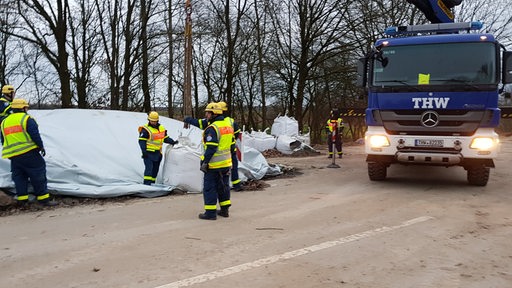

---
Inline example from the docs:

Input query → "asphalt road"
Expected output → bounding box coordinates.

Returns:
[1,138,511,288]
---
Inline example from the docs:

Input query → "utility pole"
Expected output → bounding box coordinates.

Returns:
[183,0,193,117]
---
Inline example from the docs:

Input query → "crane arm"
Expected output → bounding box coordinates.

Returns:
[407,0,462,24]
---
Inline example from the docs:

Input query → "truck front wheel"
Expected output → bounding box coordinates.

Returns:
[368,162,387,181]
[467,166,490,186]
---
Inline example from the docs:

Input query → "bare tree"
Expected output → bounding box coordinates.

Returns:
[120,0,142,110]
[17,45,58,107]
[234,0,273,130]
[68,0,100,108]
[193,2,225,104]
[140,0,152,112]
[266,0,354,132]
[455,0,512,47]
[162,0,180,118]
[95,0,119,109]
[95,0,144,110]
[0,1,18,86]
[1,0,510,142]
[205,0,249,110]
[7,0,73,107]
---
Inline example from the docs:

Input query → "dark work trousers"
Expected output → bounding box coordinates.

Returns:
[10,149,48,198]
[202,167,230,217]
[231,151,241,188]
[327,133,343,156]
[143,151,162,185]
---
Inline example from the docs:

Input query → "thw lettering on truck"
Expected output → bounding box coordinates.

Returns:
[412,97,450,109]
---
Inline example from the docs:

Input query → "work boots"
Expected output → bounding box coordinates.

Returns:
[198,212,217,220]
[16,200,29,209]
[38,199,59,207]
[217,207,229,218]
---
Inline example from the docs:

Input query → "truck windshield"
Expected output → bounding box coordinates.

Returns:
[372,42,497,88]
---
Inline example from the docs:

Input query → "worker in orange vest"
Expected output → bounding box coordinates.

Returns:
[138,111,178,185]
[1,99,57,207]
[326,109,344,159]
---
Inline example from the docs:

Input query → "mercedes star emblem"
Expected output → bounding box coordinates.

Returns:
[420,111,440,127]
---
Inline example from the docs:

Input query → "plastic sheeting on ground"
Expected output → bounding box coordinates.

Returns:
[0,109,280,198]
[238,147,282,181]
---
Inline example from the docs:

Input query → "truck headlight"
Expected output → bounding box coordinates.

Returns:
[369,135,390,148]
[470,137,496,150]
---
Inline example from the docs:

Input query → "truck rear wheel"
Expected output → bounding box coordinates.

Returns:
[368,162,387,181]
[467,166,490,186]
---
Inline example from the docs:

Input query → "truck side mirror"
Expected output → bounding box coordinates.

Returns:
[356,57,367,87]
[503,51,512,84]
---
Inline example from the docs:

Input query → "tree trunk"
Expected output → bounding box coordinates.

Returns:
[141,0,150,112]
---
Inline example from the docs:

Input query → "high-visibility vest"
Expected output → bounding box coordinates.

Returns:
[224,116,240,139]
[0,97,11,120]
[139,124,166,152]
[326,118,344,133]
[1,113,38,158]
[203,119,234,169]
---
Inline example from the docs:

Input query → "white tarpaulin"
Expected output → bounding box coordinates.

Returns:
[0,109,279,198]
[0,109,199,197]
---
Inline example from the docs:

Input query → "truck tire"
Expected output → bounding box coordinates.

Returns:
[368,162,387,181]
[467,166,490,186]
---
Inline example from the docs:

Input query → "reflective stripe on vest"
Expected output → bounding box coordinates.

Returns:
[142,124,166,152]
[224,116,239,142]
[203,120,234,169]
[199,119,206,130]
[1,113,38,158]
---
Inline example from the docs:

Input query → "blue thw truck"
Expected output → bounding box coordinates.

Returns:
[357,22,512,185]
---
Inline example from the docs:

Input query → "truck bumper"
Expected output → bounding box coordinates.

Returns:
[365,126,499,167]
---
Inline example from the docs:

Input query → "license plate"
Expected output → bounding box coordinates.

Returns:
[415,139,444,147]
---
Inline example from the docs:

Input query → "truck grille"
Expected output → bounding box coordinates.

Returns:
[377,110,491,136]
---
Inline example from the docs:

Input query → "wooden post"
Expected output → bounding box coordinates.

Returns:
[183,0,193,117]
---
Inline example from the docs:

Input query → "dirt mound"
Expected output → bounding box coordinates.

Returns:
[262,147,321,158]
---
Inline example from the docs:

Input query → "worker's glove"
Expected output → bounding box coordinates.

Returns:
[172,140,179,145]
[200,163,208,173]
[141,152,148,159]
[39,148,46,157]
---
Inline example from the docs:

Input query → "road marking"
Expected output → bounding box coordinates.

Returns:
[154,216,434,288]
